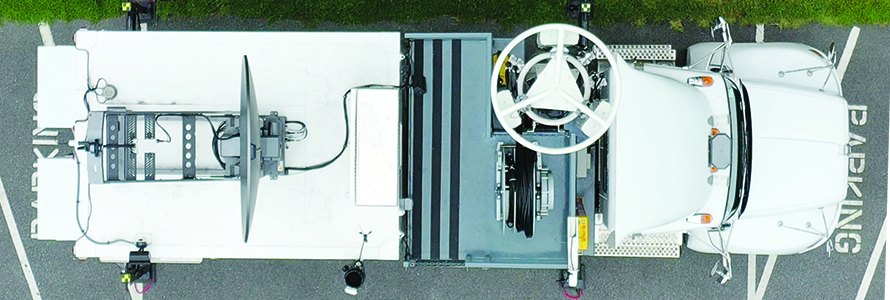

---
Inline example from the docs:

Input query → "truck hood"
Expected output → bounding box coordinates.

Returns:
[741,80,849,218]
[606,63,712,246]
[686,202,842,255]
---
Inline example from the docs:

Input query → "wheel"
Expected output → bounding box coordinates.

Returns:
[490,23,622,155]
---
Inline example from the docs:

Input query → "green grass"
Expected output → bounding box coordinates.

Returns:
[593,0,890,28]
[159,0,567,25]
[2,0,888,27]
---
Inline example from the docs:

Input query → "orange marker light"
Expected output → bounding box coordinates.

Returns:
[711,128,720,136]
[701,214,712,224]
[686,213,713,224]
[687,76,714,87]
[711,166,718,173]
[702,76,714,86]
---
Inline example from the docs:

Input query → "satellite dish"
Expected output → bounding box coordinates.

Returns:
[240,55,262,243]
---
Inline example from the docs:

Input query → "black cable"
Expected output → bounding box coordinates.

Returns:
[285,120,306,127]
[216,119,240,141]
[282,84,401,173]
[210,118,241,170]
[74,74,133,245]
[154,114,223,142]
[73,76,135,245]
[73,47,96,125]
[76,84,100,124]
[79,79,113,119]
[74,154,136,246]
[212,121,227,170]
[196,114,223,141]
[153,115,173,143]
[513,144,536,238]
[156,114,227,170]
[283,90,351,172]
[81,89,93,115]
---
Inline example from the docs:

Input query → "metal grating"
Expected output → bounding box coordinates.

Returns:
[145,153,155,180]
[144,115,156,180]
[594,44,676,61]
[594,232,683,258]
[144,114,155,139]
[125,115,137,180]
[409,260,466,267]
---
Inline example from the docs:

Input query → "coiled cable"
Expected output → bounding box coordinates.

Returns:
[512,144,537,238]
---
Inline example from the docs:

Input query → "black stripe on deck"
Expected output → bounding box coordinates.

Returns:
[449,40,461,261]
[400,51,410,204]
[429,39,443,260]
[411,40,424,260]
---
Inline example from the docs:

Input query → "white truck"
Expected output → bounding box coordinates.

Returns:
[34,17,848,297]
[490,19,848,284]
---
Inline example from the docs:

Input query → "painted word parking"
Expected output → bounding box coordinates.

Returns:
[838,105,867,254]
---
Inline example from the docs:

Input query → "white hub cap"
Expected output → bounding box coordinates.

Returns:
[491,23,623,155]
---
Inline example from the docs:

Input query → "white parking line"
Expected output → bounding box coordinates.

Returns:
[857,96,890,299]
[755,25,764,43]
[37,22,54,47]
[0,178,42,299]
[31,139,58,146]
[128,283,145,300]
[855,218,887,300]
[836,26,860,82]
[747,254,756,300]
[753,254,777,300]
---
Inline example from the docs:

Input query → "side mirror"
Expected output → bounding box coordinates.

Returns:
[711,17,733,45]
[827,42,837,66]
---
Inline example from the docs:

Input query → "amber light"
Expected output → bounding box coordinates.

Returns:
[687,76,714,87]
[687,213,713,224]
[701,214,712,224]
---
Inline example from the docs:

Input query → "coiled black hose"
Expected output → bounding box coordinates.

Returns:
[512,144,537,238]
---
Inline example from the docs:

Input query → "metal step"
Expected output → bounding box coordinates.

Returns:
[589,213,683,258]
[594,232,683,258]
[595,44,676,61]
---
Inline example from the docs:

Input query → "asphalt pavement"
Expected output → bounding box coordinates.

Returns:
[0,17,885,300]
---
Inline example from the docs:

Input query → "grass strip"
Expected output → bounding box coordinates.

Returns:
[1,0,887,27]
